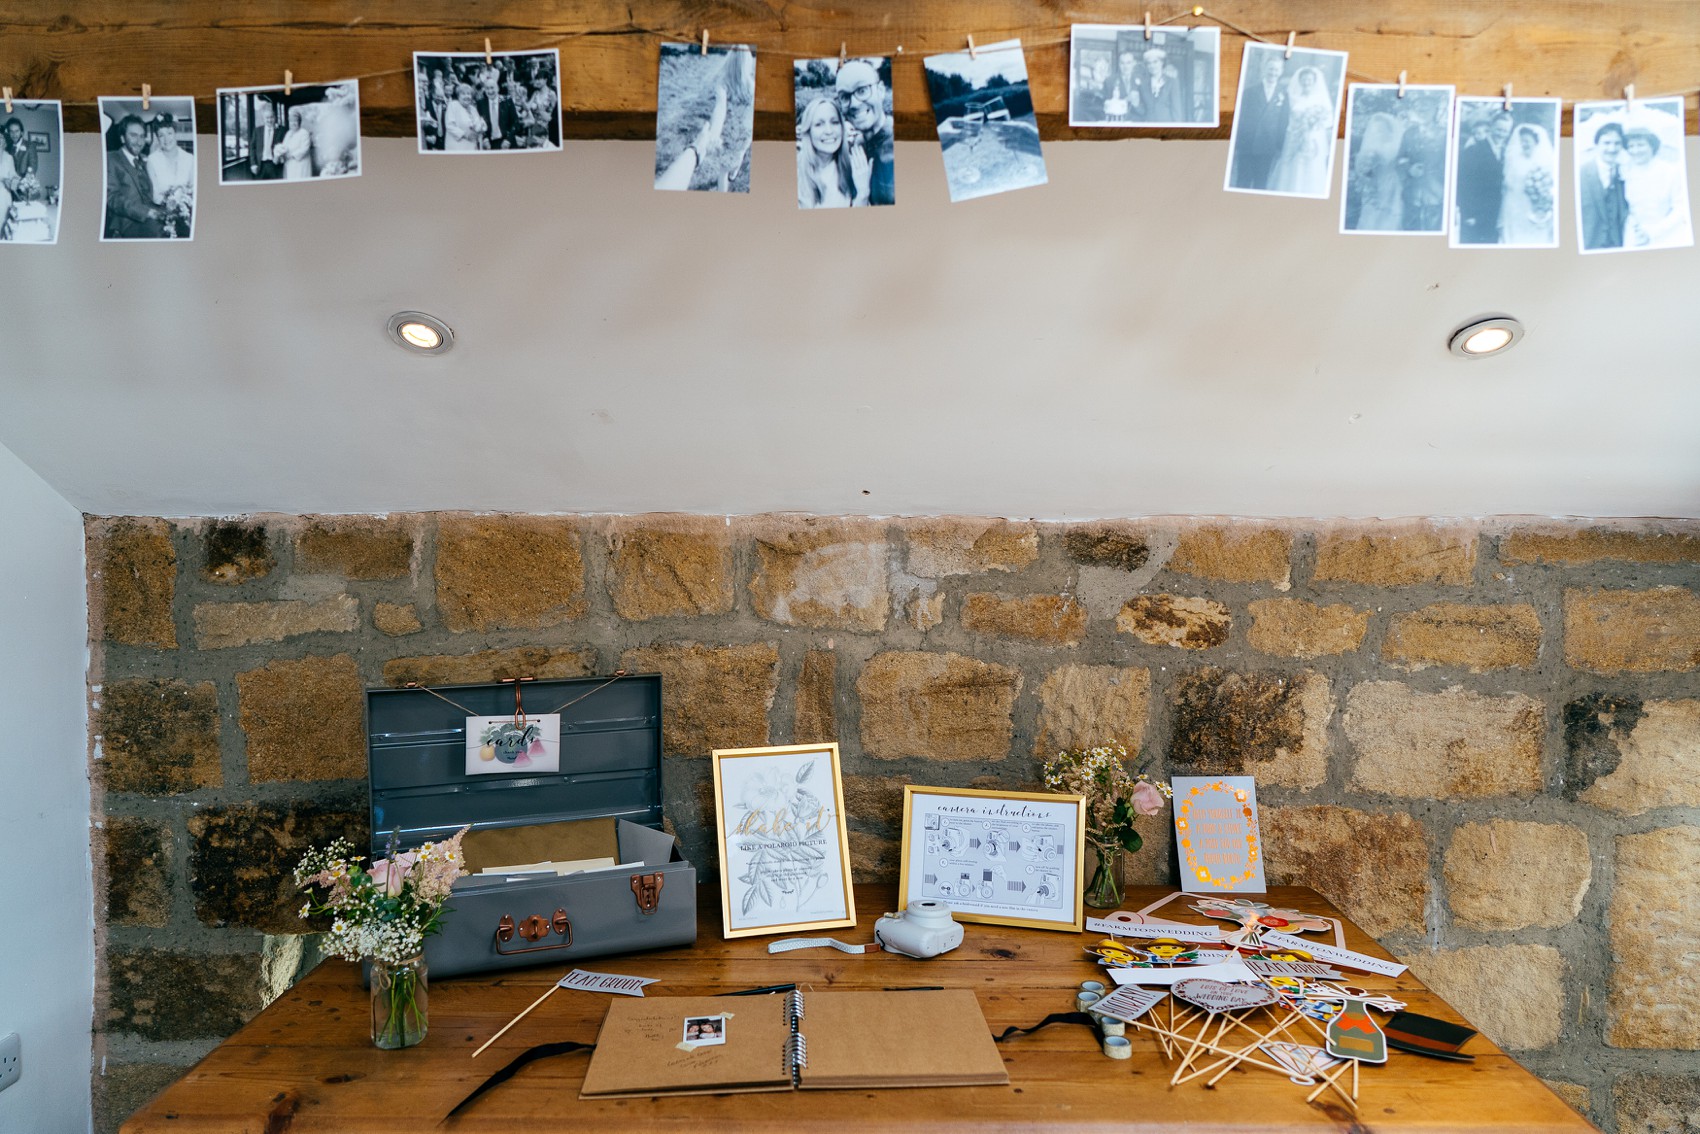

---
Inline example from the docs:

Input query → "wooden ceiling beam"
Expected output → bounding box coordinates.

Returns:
[1,2,1695,138]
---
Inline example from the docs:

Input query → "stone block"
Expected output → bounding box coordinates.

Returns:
[1168,669,1331,788]
[905,588,944,631]
[1382,602,1542,672]
[1614,1072,1700,1134]
[1568,697,1700,815]
[95,1062,191,1134]
[1500,526,1700,566]
[87,517,177,648]
[961,593,1087,646]
[857,651,1021,762]
[794,649,836,743]
[1565,586,1700,674]
[1344,682,1544,798]
[193,593,359,649]
[748,519,889,631]
[98,678,221,794]
[372,601,423,636]
[188,800,366,932]
[905,519,1038,577]
[1063,525,1149,572]
[1171,526,1292,587]
[1034,664,1152,755]
[1115,594,1231,649]
[1262,806,1429,936]
[295,516,416,579]
[619,642,778,757]
[382,646,595,687]
[201,519,274,584]
[435,516,587,633]
[237,654,365,782]
[1313,525,1476,586]
[1444,820,1590,930]
[1609,825,1700,1049]
[1401,945,1564,1051]
[104,947,266,1040]
[1247,598,1369,658]
[842,774,913,830]
[849,830,899,882]
[104,817,171,927]
[607,517,734,620]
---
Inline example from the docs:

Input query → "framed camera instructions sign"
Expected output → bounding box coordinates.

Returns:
[898,786,1086,932]
[710,743,857,939]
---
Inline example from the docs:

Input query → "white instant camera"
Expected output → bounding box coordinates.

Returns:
[873,900,964,959]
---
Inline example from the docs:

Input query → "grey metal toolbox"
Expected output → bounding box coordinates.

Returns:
[365,673,696,979]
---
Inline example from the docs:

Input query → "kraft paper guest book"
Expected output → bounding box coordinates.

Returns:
[579,988,1009,1097]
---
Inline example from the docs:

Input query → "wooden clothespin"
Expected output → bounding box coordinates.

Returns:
[3,87,12,114]
[701,28,709,56]
[1396,70,1407,98]
[1624,83,1635,105]
[484,38,493,64]
[966,34,977,60]
[1502,83,1512,110]
[141,83,151,111]
[838,42,847,70]
[1283,31,1295,60]
[1144,12,1153,40]
[284,70,293,95]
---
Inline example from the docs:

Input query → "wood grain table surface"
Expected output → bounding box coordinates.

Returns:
[122,883,1598,1132]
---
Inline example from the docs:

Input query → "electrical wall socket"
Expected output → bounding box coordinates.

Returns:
[0,1032,19,1093]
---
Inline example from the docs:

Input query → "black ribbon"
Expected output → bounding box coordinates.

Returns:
[993,1011,1099,1043]
[439,1039,596,1125]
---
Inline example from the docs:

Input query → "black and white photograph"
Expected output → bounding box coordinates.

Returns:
[923,39,1047,204]
[98,96,197,242]
[1068,25,1220,128]
[0,99,62,244]
[1574,97,1692,255]
[1223,42,1348,198]
[794,55,895,208]
[413,50,561,154]
[1447,97,1561,250]
[215,79,361,185]
[655,43,755,193]
[1339,84,1454,236]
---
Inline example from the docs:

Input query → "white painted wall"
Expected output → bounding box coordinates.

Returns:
[2,136,1697,520]
[0,442,92,1133]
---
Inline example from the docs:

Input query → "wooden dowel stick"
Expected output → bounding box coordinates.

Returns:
[472,981,561,1058]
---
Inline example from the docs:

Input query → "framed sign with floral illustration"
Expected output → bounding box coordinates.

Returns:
[711,743,857,939]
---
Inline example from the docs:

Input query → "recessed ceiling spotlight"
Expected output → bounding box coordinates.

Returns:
[1448,315,1523,359]
[386,311,454,355]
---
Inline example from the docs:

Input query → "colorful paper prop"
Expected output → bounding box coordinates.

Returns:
[1260,1041,1343,1085]
[1173,979,1279,1014]
[1193,896,1333,949]
[1383,1011,1477,1061]
[1326,998,1389,1064]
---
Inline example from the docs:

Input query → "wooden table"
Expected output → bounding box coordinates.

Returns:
[123,884,1597,1132]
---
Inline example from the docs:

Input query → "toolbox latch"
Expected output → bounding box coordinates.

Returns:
[630,872,664,915]
[493,909,573,956]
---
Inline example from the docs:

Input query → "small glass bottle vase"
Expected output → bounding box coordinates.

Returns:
[370,954,428,1050]
[1083,842,1126,910]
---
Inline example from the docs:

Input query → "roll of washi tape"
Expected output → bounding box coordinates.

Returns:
[1103,1034,1133,1059]
[1076,990,1104,1012]
[1079,980,1107,995]
[1098,1017,1126,1037]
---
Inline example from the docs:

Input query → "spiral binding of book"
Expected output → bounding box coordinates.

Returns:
[788,989,805,1022]
[783,1032,809,1085]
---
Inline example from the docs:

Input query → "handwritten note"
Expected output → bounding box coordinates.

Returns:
[560,969,659,996]
[1171,776,1266,894]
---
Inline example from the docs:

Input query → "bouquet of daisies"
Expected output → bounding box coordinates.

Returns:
[294,826,470,965]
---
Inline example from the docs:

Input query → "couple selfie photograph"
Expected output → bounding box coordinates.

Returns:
[793,55,895,209]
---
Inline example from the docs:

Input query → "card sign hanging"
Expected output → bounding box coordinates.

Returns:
[464,713,561,775]
[1171,776,1266,894]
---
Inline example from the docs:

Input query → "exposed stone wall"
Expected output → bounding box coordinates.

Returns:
[86,513,1700,1132]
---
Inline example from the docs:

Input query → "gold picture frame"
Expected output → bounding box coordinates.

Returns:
[710,743,857,939]
[898,785,1087,932]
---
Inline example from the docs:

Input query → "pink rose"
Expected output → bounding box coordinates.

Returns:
[369,851,418,897]
[1130,780,1165,817]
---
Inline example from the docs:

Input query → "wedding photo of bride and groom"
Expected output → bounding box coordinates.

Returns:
[98,97,197,242]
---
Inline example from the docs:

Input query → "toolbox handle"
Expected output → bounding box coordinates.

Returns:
[493,910,573,955]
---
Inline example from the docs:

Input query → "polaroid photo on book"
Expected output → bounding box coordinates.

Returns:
[1448,96,1562,249]
[794,55,895,208]
[98,96,197,242]
[413,49,561,153]
[655,42,755,192]
[923,39,1048,203]
[1574,96,1693,254]
[0,99,62,244]
[1223,41,1347,198]
[1069,24,1220,128]
[1339,83,1454,235]
[216,79,361,184]
[682,1015,726,1046]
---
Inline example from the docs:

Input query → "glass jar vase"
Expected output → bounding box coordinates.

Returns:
[370,954,428,1050]
[1083,842,1126,910]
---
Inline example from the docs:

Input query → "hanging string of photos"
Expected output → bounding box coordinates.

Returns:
[1,6,1695,254]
